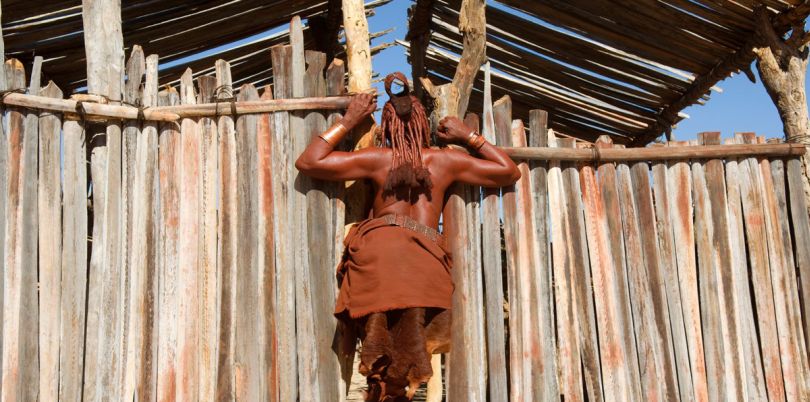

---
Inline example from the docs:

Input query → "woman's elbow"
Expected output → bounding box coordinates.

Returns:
[295,156,314,174]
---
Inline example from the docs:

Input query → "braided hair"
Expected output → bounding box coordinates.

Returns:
[379,72,433,195]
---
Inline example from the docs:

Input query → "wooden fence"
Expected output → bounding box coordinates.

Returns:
[1,20,810,402]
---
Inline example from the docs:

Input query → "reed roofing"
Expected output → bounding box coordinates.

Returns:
[3,0,390,92]
[409,0,810,145]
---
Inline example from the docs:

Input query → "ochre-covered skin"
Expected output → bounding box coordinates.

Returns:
[296,74,520,400]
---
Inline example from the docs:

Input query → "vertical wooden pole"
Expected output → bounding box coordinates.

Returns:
[527,111,560,401]
[196,73,218,402]
[38,81,64,402]
[177,69,201,402]
[270,45,297,401]
[341,0,376,235]
[0,12,6,401]
[480,65,508,402]
[60,117,88,402]
[290,16,320,402]
[121,46,144,401]
[547,129,583,402]
[82,1,125,400]
[157,87,180,402]
[257,83,278,402]
[2,59,35,402]
[304,49,342,402]
[342,0,372,93]
[214,59,237,401]
[120,47,144,400]
[234,83,262,401]
[407,0,435,100]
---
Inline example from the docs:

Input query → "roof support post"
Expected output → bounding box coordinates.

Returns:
[342,0,372,93]
[81,0,126,400]
[753,6,810,212]
[407,0,435,101]
[420,0,486,121]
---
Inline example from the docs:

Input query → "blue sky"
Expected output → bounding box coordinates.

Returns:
[366,0,809,142]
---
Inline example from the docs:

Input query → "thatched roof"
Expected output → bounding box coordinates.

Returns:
[3,0,391,91]
[407,0,810,144]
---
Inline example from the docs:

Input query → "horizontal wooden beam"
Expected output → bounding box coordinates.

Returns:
[501,142,805,161]
[0,92,357,121]
[151,95,355,118]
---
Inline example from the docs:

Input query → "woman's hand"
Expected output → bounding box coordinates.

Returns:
[436,116,473,144]
[341,92,377,128]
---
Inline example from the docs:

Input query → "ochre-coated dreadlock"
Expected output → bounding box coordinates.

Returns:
[379,72,433,194]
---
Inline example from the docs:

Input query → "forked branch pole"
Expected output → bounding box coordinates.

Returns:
[421,0,486,119]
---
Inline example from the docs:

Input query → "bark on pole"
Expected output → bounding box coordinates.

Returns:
[342,0,372,93]
[420,0,486,120]
[341,0,377,232]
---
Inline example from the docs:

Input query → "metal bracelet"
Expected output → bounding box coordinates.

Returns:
[319,122,348,146]
[467,130,486,150]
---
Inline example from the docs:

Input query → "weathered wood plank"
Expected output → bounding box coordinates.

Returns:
[512,119,543,401]
[447,112,486,401]
[18,57,41,402]
[82,0,126,398]
[177,69,201,402]
[481,69,508,402]
[214,59,237,401]
[302,50,343,402]
[257,84,279,402]
[691,133,725,402]
[650,149,694,402]
[269,45,297,401]
[580,145,631,401]
[787,157,810,363]
[195,73,218,402]
[124,52,159,402]
[736,132,785,402]
[290,16,320,400]
[59,118,88,402]
[594,137,643,402]
[2,60,32,402]
[83,144,107,402]
[663,142,709,402]
[699,132,745,401]
[615,157,669,401]
[120,46,145,401]
[234,83,262,401]
[325,59,353,400]
[0,54,6,402]
[493,96,527,401]
[560,138,602,402]
[157,88,181,402]
[722,138,767,402]
[547,129,584,402]
[527,110,558,401]
[37,81,63,402]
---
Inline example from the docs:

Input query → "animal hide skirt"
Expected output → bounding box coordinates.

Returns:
[334,214,453,401]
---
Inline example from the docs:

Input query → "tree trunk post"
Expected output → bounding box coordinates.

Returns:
[420,0,486,121]
[753,7,810,212]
